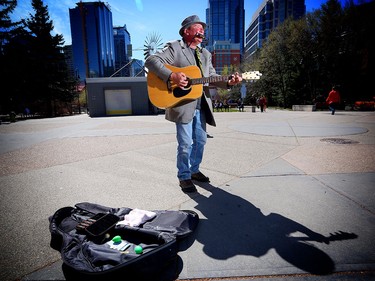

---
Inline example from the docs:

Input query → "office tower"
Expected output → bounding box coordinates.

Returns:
[62,45,75,79]
[132,59,146,77]
[69,1,115,80]
[245,0,306,60]
[205,0,244,72]
[113,25,131,77]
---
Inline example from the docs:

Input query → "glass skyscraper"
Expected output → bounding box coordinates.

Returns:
[205,0,245,56]
[245,0,306,60]
[113,25,131,77]
[69,2,115,80]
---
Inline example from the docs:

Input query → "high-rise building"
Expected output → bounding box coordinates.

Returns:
[62,45,75,79]
[211,41,241,74]
[245,0,306,60]
[69,1,115,80]
[113,25,131,77]
[131,59,146,77]
[205,0,244,72]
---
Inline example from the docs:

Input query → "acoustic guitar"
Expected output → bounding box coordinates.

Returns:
[147,64,261,109]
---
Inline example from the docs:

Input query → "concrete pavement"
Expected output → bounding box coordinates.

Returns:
[0,108,374,281]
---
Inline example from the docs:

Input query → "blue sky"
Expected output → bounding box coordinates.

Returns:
[12,0,331,61]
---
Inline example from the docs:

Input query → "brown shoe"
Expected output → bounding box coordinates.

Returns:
[179,179,197,193]
[191,172,210,182]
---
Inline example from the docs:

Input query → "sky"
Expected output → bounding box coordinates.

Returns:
[11,0,332,61]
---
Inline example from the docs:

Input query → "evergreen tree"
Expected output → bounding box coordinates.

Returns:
[340,0,375,101]
[0,0,23,114]
[0,0,18,51]
[24,0,74,116]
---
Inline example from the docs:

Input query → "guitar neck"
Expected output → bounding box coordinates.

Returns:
[191,75,231,85]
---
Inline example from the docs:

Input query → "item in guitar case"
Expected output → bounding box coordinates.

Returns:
[106,236,131,251]
[134,245,143,254]
[112,235,122,244]
[117,209,157,227]
[85,213,120,237]
[75,213,120,244]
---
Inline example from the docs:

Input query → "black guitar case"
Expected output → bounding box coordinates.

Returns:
[49,202,199,281]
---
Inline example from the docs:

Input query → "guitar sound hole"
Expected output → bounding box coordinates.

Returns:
[173,79,192,98]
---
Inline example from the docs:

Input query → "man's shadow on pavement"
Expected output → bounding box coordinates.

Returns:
[185,183,358,275]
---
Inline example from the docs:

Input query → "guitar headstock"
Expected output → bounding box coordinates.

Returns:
[327,231,358,242]
[242,71,262,80]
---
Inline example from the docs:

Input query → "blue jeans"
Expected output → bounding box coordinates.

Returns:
[176,109,207,180]
[329,103,337,115]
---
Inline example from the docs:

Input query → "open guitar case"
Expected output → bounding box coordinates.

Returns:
[49,202,199,281]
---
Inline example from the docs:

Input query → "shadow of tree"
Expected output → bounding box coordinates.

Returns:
[186,183,358,275]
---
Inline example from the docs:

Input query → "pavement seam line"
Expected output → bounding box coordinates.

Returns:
[312,175,375,216]
[176,270,375,280]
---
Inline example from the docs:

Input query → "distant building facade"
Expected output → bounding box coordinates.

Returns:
[211,41,241,74]
[131,59,146,77]
[205,0,244,73]
[113,25,132,77]
[69,1,115,80]
[245,0,306,60]
[62,45,75,78]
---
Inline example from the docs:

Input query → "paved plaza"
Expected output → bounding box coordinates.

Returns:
[0,108,374,281]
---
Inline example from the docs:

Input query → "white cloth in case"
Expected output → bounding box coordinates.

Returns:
[117,209,157,227]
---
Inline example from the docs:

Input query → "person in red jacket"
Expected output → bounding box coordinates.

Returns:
[326,86,341,115]
[258,96,267,112]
